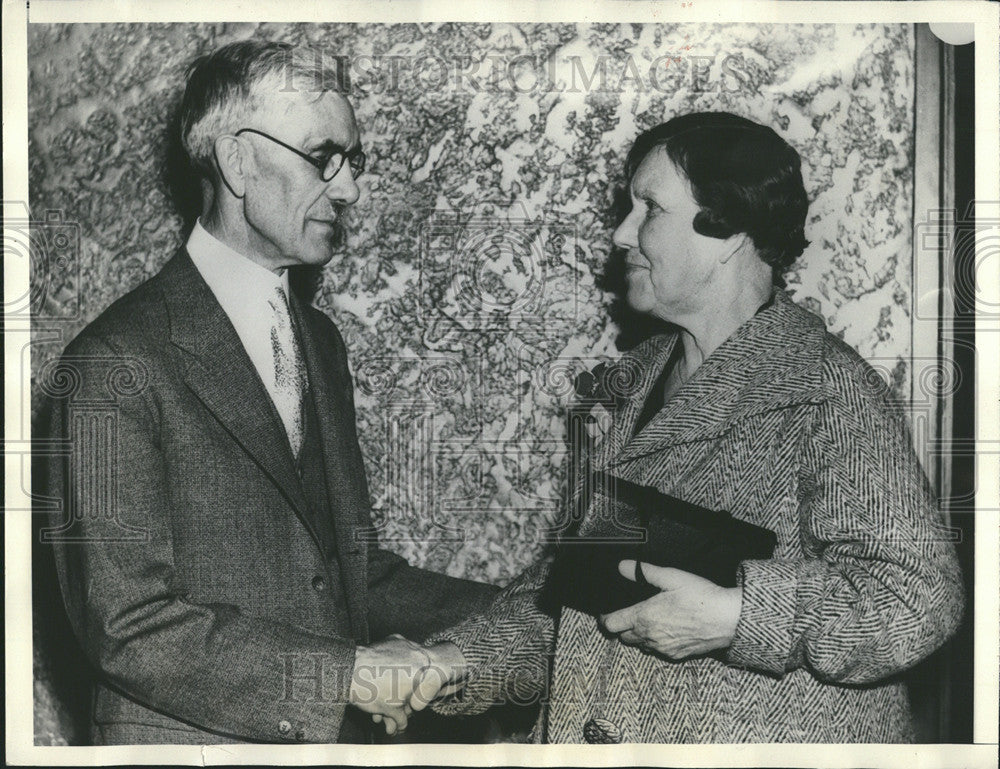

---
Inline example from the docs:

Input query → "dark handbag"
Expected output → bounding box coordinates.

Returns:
[545,472,777,616]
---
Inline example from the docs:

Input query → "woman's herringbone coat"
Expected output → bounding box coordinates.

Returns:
[431,290,963,743]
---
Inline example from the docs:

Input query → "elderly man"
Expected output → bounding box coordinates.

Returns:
[44,39,496,745]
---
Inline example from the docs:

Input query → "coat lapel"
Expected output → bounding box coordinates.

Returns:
[291,294,370,638]
[590,334,678,471]
[606,290,831,470]
[159,251,311,522]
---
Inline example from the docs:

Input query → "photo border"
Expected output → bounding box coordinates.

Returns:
[5,1,998,766]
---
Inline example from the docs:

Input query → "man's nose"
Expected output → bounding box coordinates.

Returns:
[324,164,360,205]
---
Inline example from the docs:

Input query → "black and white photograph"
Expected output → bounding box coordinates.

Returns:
[4,1,998,766]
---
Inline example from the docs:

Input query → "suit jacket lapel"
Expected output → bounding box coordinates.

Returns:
[607,290,831,469]
[160,251,311,521]
[291,294,370,639]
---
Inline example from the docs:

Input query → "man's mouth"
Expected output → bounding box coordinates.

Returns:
[310,208,344,227]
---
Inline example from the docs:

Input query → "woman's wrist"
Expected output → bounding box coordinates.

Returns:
[715,586,744,648]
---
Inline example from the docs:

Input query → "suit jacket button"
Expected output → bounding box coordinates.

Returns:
[295,729,306,741]
[278,720,292,735]
[583,717,622,743]
[311,575,327,592]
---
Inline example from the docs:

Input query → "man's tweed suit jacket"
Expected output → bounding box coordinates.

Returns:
[431,289,963,743]
[45,251,498,744]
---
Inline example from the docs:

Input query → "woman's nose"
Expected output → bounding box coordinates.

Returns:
[612,211,638,251]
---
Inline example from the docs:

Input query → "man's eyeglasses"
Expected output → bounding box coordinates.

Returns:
[235,128,366,181]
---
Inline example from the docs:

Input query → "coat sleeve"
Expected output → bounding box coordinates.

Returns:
[45,334,356,743]
[365,549,501,643]
[422,558,557,716]
[726,357,964,684]
[311,310,502,642]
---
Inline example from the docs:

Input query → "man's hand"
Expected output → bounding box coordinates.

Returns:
[351,636,469,735]
[599,560,743,659]
[367,640,469,734]
[349,634,431,735]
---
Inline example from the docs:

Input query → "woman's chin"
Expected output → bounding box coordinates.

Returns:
[625,287,654,315]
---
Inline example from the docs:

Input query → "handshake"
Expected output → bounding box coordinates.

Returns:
[348,634,467,735]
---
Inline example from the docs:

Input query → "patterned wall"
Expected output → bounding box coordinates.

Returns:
[28,22,916,743]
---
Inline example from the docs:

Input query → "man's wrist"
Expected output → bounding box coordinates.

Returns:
[350,638,431,705]
[355,640,430,671]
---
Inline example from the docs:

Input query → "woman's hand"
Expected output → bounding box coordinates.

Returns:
[599,561,743,659]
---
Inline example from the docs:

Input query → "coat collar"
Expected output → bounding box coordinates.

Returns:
[604,289,831,468]
[159,250,312,524]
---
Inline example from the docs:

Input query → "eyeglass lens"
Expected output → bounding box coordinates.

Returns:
[324,151,366,180]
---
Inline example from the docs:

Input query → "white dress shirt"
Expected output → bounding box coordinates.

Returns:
[186,219,295,416]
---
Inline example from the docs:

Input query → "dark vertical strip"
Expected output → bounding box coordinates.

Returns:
[948,37,976,744]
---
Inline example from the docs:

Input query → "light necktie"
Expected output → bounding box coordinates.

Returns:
[267,285,306,458]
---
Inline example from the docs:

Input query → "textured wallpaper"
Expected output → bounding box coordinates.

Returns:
[28,22,916,743]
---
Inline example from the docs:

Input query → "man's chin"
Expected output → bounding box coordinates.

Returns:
[284,245,335,269]
[304,251,336,268]
[301,233,340,266]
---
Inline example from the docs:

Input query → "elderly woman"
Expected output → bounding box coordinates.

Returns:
[419,111,963,743]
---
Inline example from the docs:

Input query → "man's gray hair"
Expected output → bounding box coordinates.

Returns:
[179,39,344,178]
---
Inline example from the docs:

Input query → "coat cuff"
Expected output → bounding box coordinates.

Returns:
[726,558,799,676]
[250,639,358,743]
[423,622,498,716]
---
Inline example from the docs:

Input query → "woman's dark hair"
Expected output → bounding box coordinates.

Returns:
[625,112,810,286]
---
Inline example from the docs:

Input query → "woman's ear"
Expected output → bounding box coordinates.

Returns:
[213,134,247,198]
[719,233,752,264]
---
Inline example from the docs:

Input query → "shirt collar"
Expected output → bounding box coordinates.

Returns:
[186,219,289,306]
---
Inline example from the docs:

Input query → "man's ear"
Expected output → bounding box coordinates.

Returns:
[213,134,247,198]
